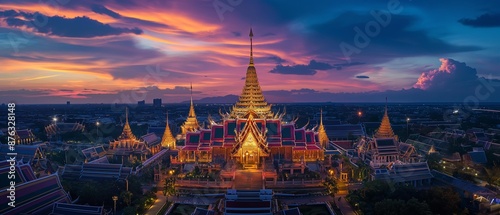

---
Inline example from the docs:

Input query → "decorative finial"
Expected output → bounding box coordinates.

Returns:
[249,28,254,65]
[320,108,323,126]
[125,107,129,124]
[385,97,388,114]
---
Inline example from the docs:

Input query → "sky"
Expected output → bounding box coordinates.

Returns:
[1,0,500,104]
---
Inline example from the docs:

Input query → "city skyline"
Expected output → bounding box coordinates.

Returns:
[1,0,500,104]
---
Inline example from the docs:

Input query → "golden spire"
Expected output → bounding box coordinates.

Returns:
[231,28,273,119]
[188,83,196,118]
[317,108,329,149]
[375,99,395,138]
[249,28,254,66]
[118,107,137,140]
[161,110,176,149]
[181,83,200,134]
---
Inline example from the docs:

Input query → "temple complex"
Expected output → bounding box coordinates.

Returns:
[357,105,433,186]
[108,108,162,161]
[173,29,325,167]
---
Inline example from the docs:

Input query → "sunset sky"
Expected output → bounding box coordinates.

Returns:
[1,0,500,104]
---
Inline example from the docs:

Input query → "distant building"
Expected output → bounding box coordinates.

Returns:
[14,129,36,145]
[66,101,70,105]
[138,100,145,106]
[45,122,85,136]
[153,98,162,107]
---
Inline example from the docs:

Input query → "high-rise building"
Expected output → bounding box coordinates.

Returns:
[153,98,162,107]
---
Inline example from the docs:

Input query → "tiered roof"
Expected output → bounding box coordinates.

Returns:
[374,105,395,138]
[108,108,148,155]
[0,162,36,189]
[233,114,269,155]
[317,109,329,148]
[230,28,273,119]
[51,203,104,215]
[161,111,176,148]
[181,84,200,134]
[0,174,71,215]
[61,163,132,180]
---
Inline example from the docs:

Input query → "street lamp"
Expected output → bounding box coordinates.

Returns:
[112,196,118,214]
[357,111,362,124]
[406,117,410,135]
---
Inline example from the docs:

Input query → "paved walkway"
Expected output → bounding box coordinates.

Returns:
[233,170,263,190]
[336,194,356,215]
[145,191,168,215]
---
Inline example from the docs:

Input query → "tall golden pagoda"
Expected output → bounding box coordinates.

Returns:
[317,109,329,149]
[181,83,200,134]
[109,107,150,160]
[161,111,176,149]
[230,28,273,119]
[118,107,136,140]
[374,104,396,138]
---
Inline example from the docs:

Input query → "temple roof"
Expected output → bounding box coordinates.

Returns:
[317,109,329,148]
[374,105,395,138]
[232,114,269,155]
[117,107,136,140]
[231,28,273,119]
[161,111,176,148]
[181,84,200,134]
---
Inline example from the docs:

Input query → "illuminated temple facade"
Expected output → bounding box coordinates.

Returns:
[108,108,162,161]
[173,29,325,167]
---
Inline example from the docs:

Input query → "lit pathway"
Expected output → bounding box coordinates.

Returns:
[336,194,356,215]
[145,191,168,215]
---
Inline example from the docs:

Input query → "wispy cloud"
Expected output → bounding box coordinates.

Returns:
[21,74,60,81]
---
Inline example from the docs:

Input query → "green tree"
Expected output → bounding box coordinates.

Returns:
[374,199,405,215]
[163,177,176,202]
[120,191,133,206]
[422,187,463,215]
[323,176,338,197]
[402,198,432,215]
[374,198,432,215]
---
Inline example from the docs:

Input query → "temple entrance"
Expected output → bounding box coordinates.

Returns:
[243,151,257,165]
